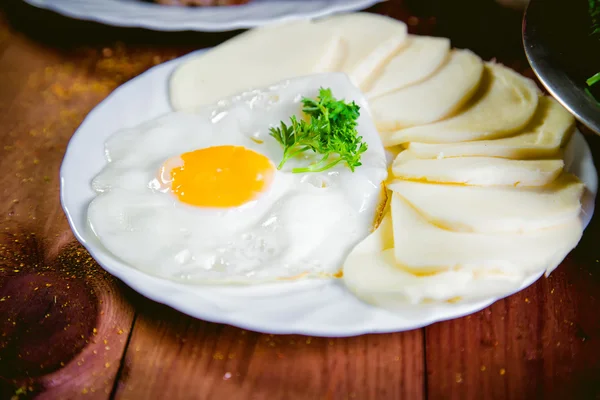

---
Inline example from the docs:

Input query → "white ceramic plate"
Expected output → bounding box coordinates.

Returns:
[23,0,385,32]
[60,50,598,337]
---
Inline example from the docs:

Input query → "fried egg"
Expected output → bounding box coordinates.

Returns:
[87,73,388,283]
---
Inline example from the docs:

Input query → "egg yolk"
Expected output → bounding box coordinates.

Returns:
[167,145,275,208]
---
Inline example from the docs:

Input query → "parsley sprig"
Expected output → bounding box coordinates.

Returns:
[269,88,367,173]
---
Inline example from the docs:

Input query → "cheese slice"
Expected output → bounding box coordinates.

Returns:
[342,212,527,305]
[382,63,541,146]
[387,174,584,233]
[169,19,343,110]
[390,193,583,276]
[365,35,451,97]
[170,13,408,110]
[318,13,408,87]
[391,151,564,186]
[406,96,575,159]
[370,49,484,132]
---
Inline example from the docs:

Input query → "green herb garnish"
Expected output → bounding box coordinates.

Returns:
[587,0,600,103]
[587,71,600,87]
[269,88,367,173]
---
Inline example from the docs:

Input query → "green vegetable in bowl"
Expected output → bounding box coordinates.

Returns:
[270,88,367,173]
[591,0,600,35]
[588,72,600,87]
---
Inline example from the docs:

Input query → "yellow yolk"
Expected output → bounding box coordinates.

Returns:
[166,145,275,208]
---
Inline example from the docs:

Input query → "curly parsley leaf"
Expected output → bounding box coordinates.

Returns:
[269,88,367,173]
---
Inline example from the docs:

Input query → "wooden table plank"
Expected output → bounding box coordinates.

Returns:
[0,13,142,399]
[425,226,600,400]
[1,0,599,399]
[112,296,425,400]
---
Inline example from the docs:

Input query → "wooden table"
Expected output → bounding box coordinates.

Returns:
[1,0,599,398]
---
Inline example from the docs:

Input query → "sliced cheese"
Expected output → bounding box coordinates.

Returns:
[170,19,343,110]
[342,212,527,305]
[406,96,575,159]
[382,63,541,146]
[318,13,408,87]
[390,193,583,276]
[365,35,451,97]
[391,151,564,186]
[387,174,584,233]
[170,13,408,110]
[370,49,484,132]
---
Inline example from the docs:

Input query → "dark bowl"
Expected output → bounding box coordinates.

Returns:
[523,0,600,134]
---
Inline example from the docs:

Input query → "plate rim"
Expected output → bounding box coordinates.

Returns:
[59,49,598,337]
[23,0,386,32]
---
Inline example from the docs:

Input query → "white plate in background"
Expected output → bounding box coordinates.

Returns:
[60,50,597,337]
[23,0,385,32]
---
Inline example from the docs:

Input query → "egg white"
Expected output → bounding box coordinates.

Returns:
[87,73,388,283]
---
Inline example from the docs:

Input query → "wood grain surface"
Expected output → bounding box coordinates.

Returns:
[0,0,598,399]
